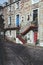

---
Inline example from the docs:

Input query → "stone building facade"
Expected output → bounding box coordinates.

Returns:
[3,1,16,41]
[3,0,43,46]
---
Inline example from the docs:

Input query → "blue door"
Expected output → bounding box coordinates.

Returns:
[16,15,19,27]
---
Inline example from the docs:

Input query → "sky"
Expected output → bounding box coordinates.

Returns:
[0,0,8,4]
[0,0,39,4]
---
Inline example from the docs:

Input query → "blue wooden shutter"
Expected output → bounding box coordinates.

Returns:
[16,15,19,27]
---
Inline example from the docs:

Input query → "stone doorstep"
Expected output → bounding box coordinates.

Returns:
[23,43,43,49]
[9,38,16,43]
[23,43,35,47]
[5,36,16,43]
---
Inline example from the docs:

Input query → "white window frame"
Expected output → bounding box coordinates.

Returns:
[11,5,13,11]
[8,16,11,25]
[15,14,21,26]
[15,2,19,10]
[8,6,10,12]
[32,8,39,22]
[31,0,40,4]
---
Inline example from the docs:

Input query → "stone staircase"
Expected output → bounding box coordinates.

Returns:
[16,21,38,44]
[20,21,38,35]
[16,35,27,44]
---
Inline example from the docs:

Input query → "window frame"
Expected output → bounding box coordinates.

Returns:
[31,0,40,4]
[8,16,11,25]
[15,1,19,10]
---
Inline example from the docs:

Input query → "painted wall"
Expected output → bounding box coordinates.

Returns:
[38,1,43,46]
[27,30,34,44]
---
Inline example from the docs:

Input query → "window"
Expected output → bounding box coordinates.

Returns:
[8,16,11,25]
[8,5,13,12]
[8,6,10,12]
[32,0,39,4]
[33,9,38,21]
[10,30,11,35]
[27,15,30,21]
[8,31,11,36]
[33,9,38,26]
[15,2,19,9]
[11,5,13,11]
[9,0,13,3]
[16,14,19,27]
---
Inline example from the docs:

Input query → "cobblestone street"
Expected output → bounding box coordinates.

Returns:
[0,39,43,65]
[0,39,31,65]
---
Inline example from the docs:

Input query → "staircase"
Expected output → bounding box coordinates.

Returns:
[16,35,26,44]
[16,21,38,44]
[20,21,38,35]
[21,25,38,35]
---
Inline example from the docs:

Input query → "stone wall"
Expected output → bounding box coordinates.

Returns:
[3,0,43,45]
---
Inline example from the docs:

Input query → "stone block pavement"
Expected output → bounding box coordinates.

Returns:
[0,39,43,65]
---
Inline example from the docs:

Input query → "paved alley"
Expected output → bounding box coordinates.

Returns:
[0,39,43,65]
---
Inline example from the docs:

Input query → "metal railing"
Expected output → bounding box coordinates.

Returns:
[4,23,15,28]
[20,20,38,33]
[20,21,31,33]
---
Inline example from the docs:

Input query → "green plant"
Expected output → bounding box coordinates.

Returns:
[25,37,27,41]
[14,37,16,40]
[28,38,30,40]
[36,39,39,45]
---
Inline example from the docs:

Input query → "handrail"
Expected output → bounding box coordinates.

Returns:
[20,21,31,33]
[20,20,38,33]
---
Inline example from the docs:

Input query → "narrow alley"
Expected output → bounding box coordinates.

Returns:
[0,39,43,65]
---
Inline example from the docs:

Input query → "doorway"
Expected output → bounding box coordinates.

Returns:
[33,9,38,26]
[16,14,19,27]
